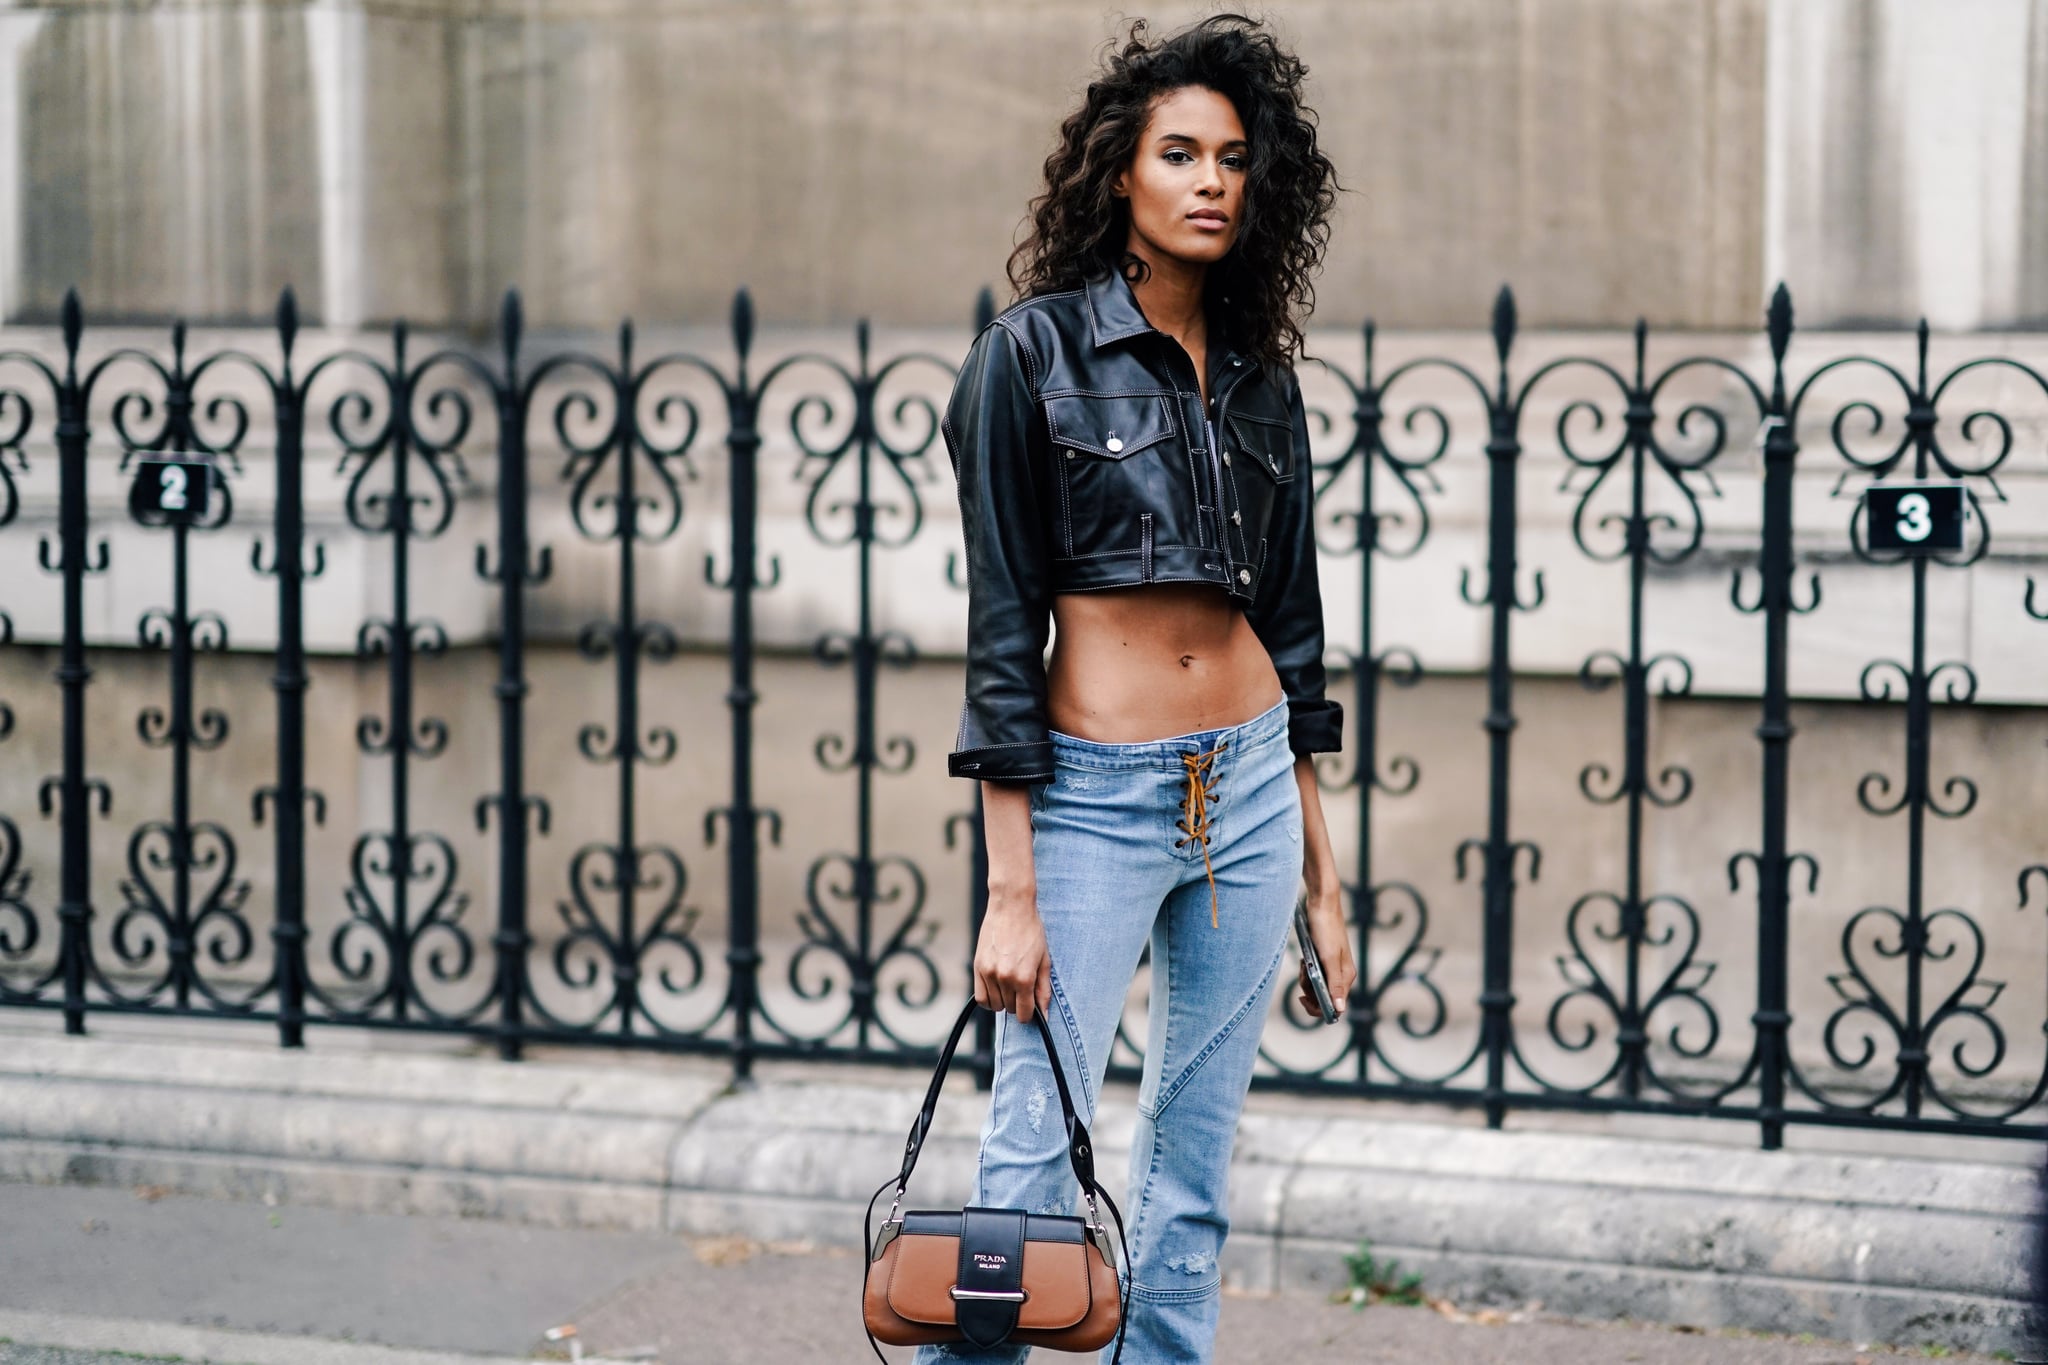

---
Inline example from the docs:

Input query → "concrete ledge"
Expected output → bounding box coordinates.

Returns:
[0,1033,2035,1356]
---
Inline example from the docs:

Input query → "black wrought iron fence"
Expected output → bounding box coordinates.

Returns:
[0,283,2042,1150]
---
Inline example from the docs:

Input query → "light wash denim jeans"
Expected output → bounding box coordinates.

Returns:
[917,698,1303,1365]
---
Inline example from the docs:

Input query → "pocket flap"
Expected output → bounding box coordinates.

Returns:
[1046,393,1175,459]
[1227,412,1295,480]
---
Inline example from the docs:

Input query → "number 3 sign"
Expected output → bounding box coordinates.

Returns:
[1863,483,1965,555]
[129,456,215,525]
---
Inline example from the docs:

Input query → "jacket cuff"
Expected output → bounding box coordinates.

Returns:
[948,740,1055,783]
[1286,698,1344,756]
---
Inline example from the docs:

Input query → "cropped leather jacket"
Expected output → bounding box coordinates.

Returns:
[943,269,1343,783]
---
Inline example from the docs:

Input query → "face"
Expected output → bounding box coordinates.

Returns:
[1112,85,1248,270]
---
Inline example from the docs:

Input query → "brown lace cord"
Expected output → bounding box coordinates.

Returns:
[1174,742,1227,927]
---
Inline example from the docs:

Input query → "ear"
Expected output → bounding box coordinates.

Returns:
[1111,170,1129,200]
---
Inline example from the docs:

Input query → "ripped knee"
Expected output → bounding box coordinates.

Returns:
[1129,1245,1224,1303]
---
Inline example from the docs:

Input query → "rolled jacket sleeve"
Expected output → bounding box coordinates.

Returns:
[1248,370,1344,756]
[945,322,1056,782]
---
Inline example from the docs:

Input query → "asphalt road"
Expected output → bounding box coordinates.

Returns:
[0,1182,2016,1365]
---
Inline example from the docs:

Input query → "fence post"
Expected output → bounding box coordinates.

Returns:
[1350,320,1384,1081]
[1752,284,1798,1150]
[1468,287,1539,1131]
[46,291,99,1036]
[487,292,538,1061]
[267,289,314,1048]
[723,290,765,1085]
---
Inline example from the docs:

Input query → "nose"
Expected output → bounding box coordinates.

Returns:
[1196,156,1224,197]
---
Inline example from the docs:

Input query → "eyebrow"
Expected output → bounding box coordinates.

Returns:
[1156,132,1250,150]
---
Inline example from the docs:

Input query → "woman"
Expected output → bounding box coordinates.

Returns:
[932,14,1356,1362]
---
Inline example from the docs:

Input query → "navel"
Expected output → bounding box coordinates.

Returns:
[1178,654,1195,669]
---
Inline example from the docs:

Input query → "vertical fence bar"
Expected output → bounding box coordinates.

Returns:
[1475,289,1523,1129]
[723,291,764,1084]
[1615,322,1654,1099]
[489,292,536,1061]
[967,287,996,1089]
[388,322,419,1022]
[1752,284,1798,1150]
[612,320,643,1035]
[47,291,95,1036]
[1350,321,1384,1080]
[267,291,313,1047]
[849,321,881,1052]
[164,325,198,1009]
[1896,320,1937,1120]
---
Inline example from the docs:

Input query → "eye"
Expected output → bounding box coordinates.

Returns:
[1222,154,1248,170]
[1163,148,1194,164]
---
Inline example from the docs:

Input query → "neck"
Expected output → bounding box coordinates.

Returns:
[1123,239,1207,344]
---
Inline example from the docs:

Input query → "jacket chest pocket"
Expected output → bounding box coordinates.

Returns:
[1223,412,1295,555]
[1045,393,1178,557]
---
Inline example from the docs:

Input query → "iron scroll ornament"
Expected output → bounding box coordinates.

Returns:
[1772,320,2048,1124]
[764,318,963,1054]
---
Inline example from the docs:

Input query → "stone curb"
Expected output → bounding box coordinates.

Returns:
[0,1034,2034,1356]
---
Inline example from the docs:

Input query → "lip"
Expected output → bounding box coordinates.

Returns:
[1186,209,1230,230]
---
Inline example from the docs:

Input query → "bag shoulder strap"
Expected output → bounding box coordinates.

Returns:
[893,999,1095,1196]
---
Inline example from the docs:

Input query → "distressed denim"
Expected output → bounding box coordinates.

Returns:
[916,698,1303,1365]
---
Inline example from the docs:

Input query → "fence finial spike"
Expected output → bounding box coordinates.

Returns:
[61,288,82,360]
[973,286,995,332]
[1766,283,1793,364]
[277,288,300,359]
[172,318,188,368]
[501,290,523,369]
[1490,285,1516,365]
[732,288,755,360]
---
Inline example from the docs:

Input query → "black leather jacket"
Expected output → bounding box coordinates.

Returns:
[943,270,1343,782]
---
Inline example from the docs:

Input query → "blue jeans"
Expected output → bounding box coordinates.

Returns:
[917,699,1304,1365]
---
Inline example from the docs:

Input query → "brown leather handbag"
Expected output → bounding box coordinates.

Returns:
[862,1000,1129,1361]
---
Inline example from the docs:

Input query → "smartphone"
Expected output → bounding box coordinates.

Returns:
[1292,894,1340,1026]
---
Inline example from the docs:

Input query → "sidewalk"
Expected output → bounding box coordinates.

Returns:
[0,1015,2036,1359]
[0,1182,2018,1365]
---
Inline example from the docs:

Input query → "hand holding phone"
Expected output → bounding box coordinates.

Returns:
[1292,893,1341,1025]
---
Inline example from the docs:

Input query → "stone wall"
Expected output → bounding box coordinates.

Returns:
[8,0,2043,332]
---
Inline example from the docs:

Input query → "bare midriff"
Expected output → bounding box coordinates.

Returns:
[1045,582,1284,743]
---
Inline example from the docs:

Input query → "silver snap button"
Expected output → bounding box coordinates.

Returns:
[1238,569,1251,584]
[1105,437,1123,453]
[1065,449,1076,459]
[1222,452,1232,466]
[1231,510,1242,525]
[1231,357,1242,367]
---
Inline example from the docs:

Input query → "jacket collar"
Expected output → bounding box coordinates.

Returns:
[1082,267,1250,376]
[1083,268,1153,348]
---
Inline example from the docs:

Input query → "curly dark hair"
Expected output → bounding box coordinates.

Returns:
[1007,13,1339,368]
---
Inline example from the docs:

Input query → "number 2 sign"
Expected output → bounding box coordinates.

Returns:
[1863,483,1965,555]
[129,457,214,525]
